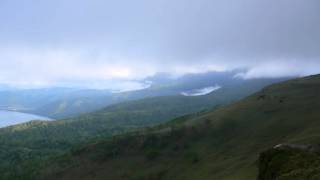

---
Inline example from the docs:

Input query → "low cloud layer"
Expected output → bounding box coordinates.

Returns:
[0,0,319,89]
[181,86,221,96]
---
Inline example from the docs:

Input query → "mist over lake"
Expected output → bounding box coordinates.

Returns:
[0,111,52,128]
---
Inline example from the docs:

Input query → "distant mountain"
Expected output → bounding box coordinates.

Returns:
[0,88,96,111]
[0,71,289,119]
[34,74,320,180]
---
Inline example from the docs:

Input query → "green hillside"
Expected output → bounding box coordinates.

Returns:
[0,80,267,179]
[0,76,282,180]
[36,74,320,180]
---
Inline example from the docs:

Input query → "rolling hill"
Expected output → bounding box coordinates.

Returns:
[0,71,287,119]
[35,74,320,180]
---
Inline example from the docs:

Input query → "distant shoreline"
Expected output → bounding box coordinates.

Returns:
[0,110,53,128]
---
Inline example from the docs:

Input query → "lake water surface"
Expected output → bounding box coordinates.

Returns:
[0,110,52,128]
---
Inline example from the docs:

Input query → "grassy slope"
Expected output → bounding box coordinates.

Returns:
[39,74,320,180]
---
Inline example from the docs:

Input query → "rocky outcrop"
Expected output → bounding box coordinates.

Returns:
[257,144,320,180]
[273,143,320,153]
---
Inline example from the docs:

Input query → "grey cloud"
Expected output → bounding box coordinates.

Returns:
[0,0,319,88]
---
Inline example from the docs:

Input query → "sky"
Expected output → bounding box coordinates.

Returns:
[0,0,319,90]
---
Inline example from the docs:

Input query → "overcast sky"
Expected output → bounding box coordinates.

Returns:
[0,0,319,89]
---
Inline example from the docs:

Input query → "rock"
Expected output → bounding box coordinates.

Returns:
[273,143,320,153]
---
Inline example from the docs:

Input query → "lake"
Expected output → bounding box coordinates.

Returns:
[0,110,52,128]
